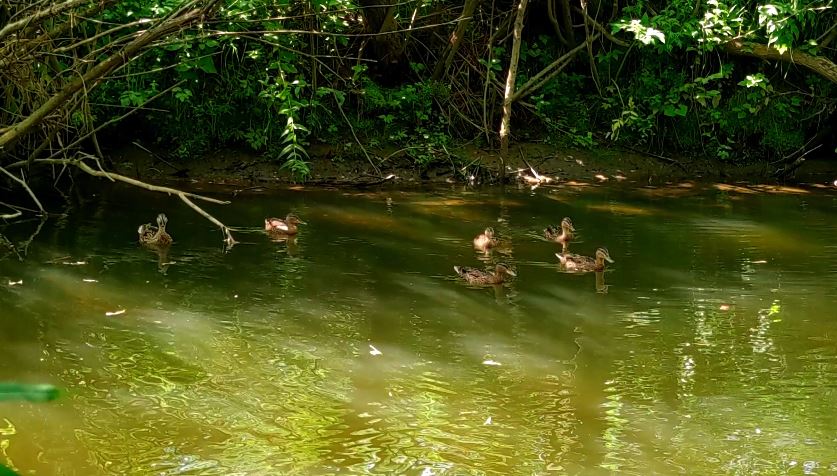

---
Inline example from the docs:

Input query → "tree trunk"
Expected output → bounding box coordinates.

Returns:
[499,0,529,174]
[0,2,217,155]
[358,0,406,81]
[723,40,837,86]
[432,0,480,81]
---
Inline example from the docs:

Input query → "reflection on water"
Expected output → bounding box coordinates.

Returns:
[2,184,837,474]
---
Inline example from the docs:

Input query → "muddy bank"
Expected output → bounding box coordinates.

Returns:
[108,142,837,189]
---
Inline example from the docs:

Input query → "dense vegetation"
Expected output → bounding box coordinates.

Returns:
[0,0,835,183]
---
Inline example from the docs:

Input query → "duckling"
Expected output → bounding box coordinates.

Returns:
[454,263,516,285]
[473,227,498,252]
[138,213,172,247]
[544,217,575,245]
[264,213,306,235]
[556,247,613,272]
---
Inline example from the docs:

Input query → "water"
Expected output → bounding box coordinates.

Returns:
[2,182,837,475]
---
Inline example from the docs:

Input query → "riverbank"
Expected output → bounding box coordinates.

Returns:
[107,142,837,189]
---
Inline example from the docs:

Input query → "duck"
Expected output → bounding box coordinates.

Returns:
[544,217,575,245]
[138,213,173,247]
[264,213,305,235]
[556,247,613,272]
[473,227,498,252]
[454,263,517,285]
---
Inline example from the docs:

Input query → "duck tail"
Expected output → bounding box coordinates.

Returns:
[453,266,463,275]
[156,213,168,230]
[555,253,567,264]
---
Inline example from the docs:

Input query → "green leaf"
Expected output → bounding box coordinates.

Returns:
[0,383,60,402]
[197,56,217,74]
[0,463,19,476]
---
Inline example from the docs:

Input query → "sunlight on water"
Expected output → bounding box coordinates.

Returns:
[2,183,837,474]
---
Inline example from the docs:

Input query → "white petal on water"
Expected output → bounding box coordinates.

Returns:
[482,359,502,366]
[369,345,382,356]
[105,309,126,316]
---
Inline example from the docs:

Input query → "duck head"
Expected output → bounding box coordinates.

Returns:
[596,247,614,263]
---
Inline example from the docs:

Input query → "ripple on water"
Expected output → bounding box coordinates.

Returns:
[4,186,837,474]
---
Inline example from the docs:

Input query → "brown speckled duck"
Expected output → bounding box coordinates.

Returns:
[138,213,172,247]
[556,247,613,272]
[473,227,498,252]
[264,213,305,235]
[544,217,575,245]
[454,263,516,285]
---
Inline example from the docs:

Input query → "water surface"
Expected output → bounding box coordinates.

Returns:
[2,183,837,475]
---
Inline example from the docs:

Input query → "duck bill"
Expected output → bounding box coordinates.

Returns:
[506,269,517,277]
[604,255,614,263]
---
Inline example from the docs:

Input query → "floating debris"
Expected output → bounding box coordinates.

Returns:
[484,416,492,425]
[105,309,126,317]
[482,359,502,366]
[8,280,22,286]
[369,345,382,356]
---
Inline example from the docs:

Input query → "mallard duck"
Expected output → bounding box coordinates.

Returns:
[473,227,498,252]
[454,263,516,285]
[556,247,613,272]
[544,217,575,244]
[264,213,305,235]
[138,213,172,247]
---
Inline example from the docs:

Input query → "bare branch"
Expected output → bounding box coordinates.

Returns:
[0,166,46,214]
[511,35,597,102]
[177,193,237,250]
[0,0,91,42]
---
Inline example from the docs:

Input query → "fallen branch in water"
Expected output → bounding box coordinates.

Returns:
[177,193,237,249]
[7,154,237,249]
[0,166,46,215]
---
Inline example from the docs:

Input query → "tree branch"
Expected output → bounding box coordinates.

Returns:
[511,35,596,102]
[0,166,46,214]
[0,0,91,42]
[723,39,837,86]
[0,1,216,153]
[10,154,237,248]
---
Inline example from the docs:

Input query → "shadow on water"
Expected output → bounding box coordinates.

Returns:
[2,183,837,474]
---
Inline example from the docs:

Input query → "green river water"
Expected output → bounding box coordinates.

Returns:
[2,182,837,475]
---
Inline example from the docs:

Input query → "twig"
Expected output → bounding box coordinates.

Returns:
[17,216,48,258]
[177,193,237,250]
[39,81,187,163]
[332,90,380,176]
[616,143,687,171]
[774,156,807,179]
[131,141,182,172]
[0,166,46,214]
[0,210,23,220]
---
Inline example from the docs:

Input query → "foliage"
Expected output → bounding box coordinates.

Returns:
[2,0,834,179]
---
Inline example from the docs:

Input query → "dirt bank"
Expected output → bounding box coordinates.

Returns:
[108,142,837,189]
